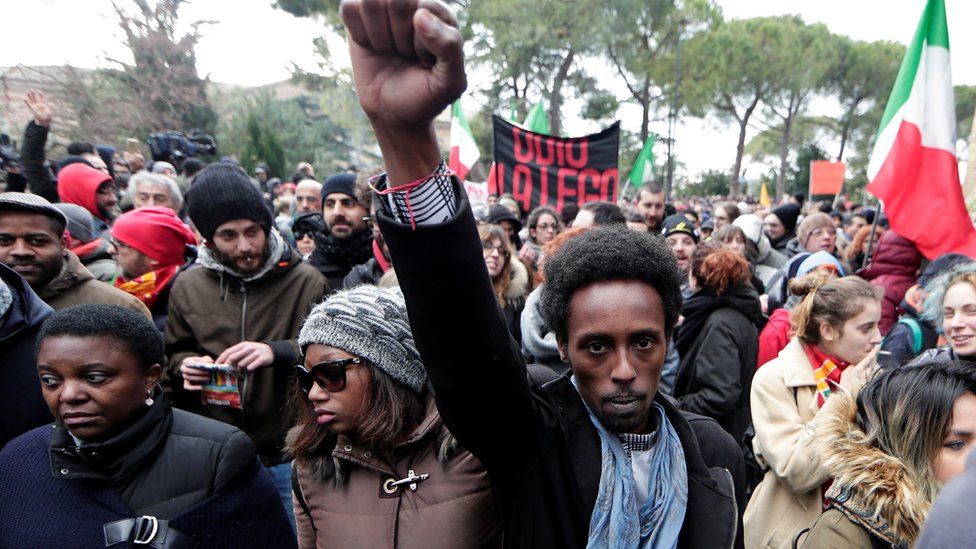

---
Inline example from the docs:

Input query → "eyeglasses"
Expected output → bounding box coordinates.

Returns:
[535,222,558,231]
[482,242,510,258]
[295,357,364,393]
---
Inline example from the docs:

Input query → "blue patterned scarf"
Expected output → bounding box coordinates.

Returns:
[572,377,688,549]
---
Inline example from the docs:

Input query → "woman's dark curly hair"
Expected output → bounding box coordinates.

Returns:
[540,225,683,342]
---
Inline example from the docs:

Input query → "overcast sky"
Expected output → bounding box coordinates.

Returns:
[1,0,972,178]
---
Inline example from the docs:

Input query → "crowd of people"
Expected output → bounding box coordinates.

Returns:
[1,1,975,548]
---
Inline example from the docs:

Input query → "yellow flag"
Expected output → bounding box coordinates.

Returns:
[760,181,772,208]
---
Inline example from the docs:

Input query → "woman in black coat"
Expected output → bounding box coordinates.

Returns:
[673,244,763,443]
[0,304,295,548]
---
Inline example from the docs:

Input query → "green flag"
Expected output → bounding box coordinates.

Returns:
[627,133,657,189]
[522,102,550,135]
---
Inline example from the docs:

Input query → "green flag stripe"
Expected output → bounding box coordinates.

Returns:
[876,0,948,137]
[452,101,474,136]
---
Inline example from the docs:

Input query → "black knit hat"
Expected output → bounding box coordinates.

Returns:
[186,163,273,242]
[771,203,801,234]
[321,173,357,201]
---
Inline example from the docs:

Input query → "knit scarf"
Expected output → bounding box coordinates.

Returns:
[114,264,179,310]
[572,377,688,549]
[313,228,373,269]
[197,229,287,283]
[803,343,850,408]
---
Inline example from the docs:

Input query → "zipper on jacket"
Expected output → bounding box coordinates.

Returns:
[239,283,249,428]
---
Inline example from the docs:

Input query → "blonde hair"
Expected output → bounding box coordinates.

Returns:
[790,270,882,344]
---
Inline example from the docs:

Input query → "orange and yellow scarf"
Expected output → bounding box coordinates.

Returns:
[802,343,850,408]
[114,265,179,310]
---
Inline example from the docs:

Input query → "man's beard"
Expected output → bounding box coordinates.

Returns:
[211,239,271,276]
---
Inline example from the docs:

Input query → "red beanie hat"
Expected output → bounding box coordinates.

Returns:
[57,163,113,220]
[111,207,196,267]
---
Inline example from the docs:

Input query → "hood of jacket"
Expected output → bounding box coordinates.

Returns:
[37,251,94,302]
[857,231,923,281]
[0,262,52,342]
[816,391,929,546]
[57,163,113,221]
[196,229,296,286]
[521,285,560,365]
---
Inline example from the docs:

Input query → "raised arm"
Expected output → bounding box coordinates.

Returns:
[20,90,59,202]
[342,0,545,471]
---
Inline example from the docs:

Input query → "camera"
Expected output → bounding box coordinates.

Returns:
[147,130,217,165]
[0,133,21,170]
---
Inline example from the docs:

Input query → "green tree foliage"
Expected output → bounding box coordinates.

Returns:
[601,0,720,142]
[956,85,976,143]
[682,17,789,196]
[106,0,217,136]
[464,0,609,136]
[786,142,828,198]
[826,39,903,161]
[676,169,730,197]
[755,17,836,200]
[216,88,379,178]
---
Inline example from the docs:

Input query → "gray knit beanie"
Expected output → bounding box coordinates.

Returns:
[298,285,426,394]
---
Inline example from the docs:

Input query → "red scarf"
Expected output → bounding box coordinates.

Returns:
[803,343,850,510]
[802,343,850,408]
[114,265,179,310]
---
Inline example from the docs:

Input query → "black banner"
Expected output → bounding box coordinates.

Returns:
[490,115,619,213]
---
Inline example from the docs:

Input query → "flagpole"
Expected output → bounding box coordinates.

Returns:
[863,200,884,267]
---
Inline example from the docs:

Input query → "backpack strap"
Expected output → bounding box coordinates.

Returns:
[898,317,924,355]
[291,461,316,532]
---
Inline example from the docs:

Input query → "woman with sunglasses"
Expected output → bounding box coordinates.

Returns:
[288,285,501,548]
[480,224,529,345]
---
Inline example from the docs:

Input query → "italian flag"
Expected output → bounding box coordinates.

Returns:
[867,0,976,259]
[449,101,480,181]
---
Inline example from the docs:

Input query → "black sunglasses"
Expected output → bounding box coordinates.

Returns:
[295,357,365,393]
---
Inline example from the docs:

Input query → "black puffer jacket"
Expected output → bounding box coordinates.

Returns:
[0,390,295,548]
[378,189,744,549]
[0,264,53,448]
[48,390,258,518]
[673,284,762,444]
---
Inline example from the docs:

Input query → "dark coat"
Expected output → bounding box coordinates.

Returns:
[19,121,59,202]
[165,245,329,465]
[308,231,374,291]
[378,192,744,549]
[857,232,923,334]
[0,264,53,448]
[0,393,295,548]
[673,286,761,445]
[878,303,939,369]
[341,257,385,288]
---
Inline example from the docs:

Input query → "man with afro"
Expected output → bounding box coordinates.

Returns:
[342,1,745,546]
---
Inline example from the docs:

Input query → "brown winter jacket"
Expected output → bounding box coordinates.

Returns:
[290,396,502,549]
[164,243,329,465]
[38,251,150,318]
[797,392,930,549]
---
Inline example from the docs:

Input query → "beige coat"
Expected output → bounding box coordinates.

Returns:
[291,397,502,549]
[744,338,828,549]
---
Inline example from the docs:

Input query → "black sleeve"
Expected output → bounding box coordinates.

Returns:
[4,172,26,193]
[377,186,547,472]
[20,122,58,202]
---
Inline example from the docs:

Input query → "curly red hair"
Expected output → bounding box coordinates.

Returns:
[690,243,751,295]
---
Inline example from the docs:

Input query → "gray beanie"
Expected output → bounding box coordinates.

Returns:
[298,285,426,394]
